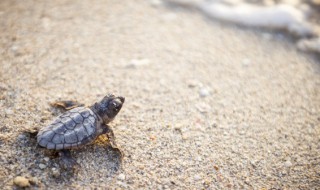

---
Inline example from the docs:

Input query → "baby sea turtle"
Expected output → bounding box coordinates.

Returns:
[37,94,125,168]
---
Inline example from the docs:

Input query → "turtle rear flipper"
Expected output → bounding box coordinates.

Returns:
[59,150,79,170]
[50,100,84,111]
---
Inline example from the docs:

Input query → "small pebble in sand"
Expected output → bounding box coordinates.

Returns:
[39,163,46,169]
[187,80,198,88]
[242,58,251,66]
[44,157,50,162]
[17,134,27,141]
[118,173,126,180]
[127,59,150,68]
[194,174,201,181]
[13,176,30,187]
[285,160,293,167]
[51,168,60,177]
[149,135,157,141]
[29,177,39,185]
[199,88,210,97]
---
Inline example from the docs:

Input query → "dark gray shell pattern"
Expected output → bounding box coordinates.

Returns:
[37,107,103,150]
[37,94,125,150]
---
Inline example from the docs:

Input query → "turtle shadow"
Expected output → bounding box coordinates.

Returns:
[75,144,122,176]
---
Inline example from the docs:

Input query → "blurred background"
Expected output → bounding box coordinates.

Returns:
[0,0,319,189]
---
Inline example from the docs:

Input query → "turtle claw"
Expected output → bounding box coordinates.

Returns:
[108,144,124,159]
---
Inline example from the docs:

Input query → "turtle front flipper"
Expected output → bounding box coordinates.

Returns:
[102,125,124,159]
[59,150,79,170]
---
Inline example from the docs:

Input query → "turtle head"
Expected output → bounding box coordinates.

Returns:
[93,94,125,123]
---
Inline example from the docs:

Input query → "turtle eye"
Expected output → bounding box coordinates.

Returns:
[113,105,119,112]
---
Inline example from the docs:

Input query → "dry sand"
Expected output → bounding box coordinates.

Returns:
[0,0,319,189]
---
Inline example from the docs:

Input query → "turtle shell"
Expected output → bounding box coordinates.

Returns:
[37,107,102,150]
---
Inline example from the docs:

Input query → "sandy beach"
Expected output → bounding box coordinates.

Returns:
[0,0,319,189]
